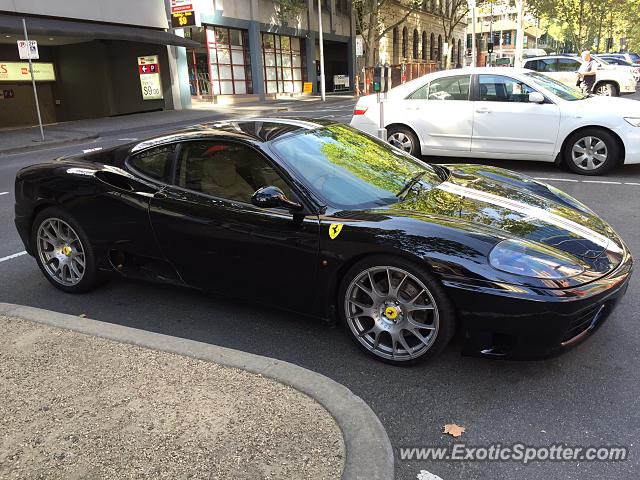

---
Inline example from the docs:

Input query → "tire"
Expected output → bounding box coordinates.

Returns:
[387,126,420,157]
[593,81,618,97]
[31,207,101,293]
[338,255,456,365]
[563,128,620,175]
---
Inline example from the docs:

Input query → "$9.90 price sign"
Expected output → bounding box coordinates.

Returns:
[137,55,163,100]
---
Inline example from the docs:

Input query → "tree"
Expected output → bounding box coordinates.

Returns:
[439,0,469,68]
[354,0,424,66]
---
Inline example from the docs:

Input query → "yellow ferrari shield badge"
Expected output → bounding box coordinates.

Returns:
[328,223,343,240]
[384,306,399,320]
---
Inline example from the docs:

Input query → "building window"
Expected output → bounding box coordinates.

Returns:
[413,30,419,59]
[430,33,435,60]
[437,35,443,61]
[262,33,305,94]
[504,31,512,45]
[206,26,252,95]
[422,31,428,60]
[336,0,349,15]
[458,38,462,65]
[402,27,408,58]
[393,27,399,63]
[451,38,456,63]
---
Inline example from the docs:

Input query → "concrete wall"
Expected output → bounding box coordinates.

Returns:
[0,0,168,28]
[0,83,55,127]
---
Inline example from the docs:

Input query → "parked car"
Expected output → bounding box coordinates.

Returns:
[351,67,640,175]
[605,52,640,66]
[14,119,633,364]
[523,55,637,96]
[593,55,640,83]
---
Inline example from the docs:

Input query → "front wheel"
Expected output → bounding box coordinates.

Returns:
[31,207,101,293]
[387,126,420,157]
[563,128,620,175]
[339,255,455,365]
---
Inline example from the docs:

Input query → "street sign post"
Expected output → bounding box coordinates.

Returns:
[20,20,44,141]
[17,40,39,60]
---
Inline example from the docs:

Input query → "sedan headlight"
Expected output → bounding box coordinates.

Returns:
[624,117,640,127]
[489,239,585,279]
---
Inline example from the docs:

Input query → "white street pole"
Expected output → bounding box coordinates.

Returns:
[469,0,478,67]
[514,0,525,67]
[317,0,326,101]
[22,18,44,141]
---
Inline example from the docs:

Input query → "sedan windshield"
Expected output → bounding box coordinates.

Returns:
[270,124,444,209]
[524,72,586,101]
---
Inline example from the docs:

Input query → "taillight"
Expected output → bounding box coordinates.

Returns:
[353,106,368,115]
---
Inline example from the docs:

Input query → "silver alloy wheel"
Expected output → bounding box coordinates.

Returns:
[388,132,414,153]
[571,136,608,171]
[36,218,86,287]
[345,266,439,361]
[595,83,614,96]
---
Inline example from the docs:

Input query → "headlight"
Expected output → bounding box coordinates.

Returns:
[489,239,585,279]
[624,117,640,127]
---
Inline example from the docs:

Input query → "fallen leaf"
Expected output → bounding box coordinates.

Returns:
[78,313,87,318]
[443,423,465,437]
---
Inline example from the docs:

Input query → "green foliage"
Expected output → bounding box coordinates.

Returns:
[273,0,307,23]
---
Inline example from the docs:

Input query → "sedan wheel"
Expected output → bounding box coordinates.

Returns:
[594,82,617,96]
[340,257,455,364]
[387,126,419,157]
[564,128,619,175]
[32,207,100,293]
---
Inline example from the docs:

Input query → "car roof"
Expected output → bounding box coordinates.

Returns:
[130,118,333,153]
[523,55,580,60]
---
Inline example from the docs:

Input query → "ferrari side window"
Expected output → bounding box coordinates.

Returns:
[128,144,176,181]
[175,141,293,203]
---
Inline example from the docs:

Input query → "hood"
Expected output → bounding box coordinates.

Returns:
[568,95,639,117]
[393,164,624,269]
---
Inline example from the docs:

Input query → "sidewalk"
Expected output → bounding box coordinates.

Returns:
[0,303,393,480]
[0,95,355,156]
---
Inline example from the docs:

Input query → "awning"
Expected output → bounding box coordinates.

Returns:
[0,14,200,48]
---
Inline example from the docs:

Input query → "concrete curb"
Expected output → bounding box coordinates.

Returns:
[0,302,394,480]
[0,133,99,156]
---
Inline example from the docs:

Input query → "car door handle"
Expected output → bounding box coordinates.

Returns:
[475,108,491,113]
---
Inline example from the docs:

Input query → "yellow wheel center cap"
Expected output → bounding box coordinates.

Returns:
[62,245,71,256]
[384,306,399,320]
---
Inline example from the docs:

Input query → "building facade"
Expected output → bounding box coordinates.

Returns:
[366,1,467,68]
[0,0,194,127]
[178,0,355,103]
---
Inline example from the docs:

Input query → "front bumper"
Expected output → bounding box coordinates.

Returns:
[443,248,633,359]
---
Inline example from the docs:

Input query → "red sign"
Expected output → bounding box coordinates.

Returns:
[171,4,193,12]
[138,64,160,75]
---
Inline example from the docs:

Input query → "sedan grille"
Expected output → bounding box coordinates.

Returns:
[561,305,604,344]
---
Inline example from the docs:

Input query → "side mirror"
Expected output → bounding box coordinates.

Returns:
[251,186,303,211]
[528,92,545,104]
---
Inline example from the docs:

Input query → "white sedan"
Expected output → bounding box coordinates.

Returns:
[350,67,640,175]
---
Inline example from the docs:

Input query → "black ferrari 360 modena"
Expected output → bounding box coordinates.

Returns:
[14,119,633,364]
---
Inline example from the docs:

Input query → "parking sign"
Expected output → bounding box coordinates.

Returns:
[17,40,39,60]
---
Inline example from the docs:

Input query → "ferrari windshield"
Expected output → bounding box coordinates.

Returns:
[270,124,444,209]
[524,72,586,101]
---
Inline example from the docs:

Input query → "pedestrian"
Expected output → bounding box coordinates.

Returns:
[577,50,597,95]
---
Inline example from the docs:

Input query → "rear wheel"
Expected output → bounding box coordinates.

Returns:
[339,255,455,365]
[31,207,100,293]
[563,128,620,175]
[594,81,618,97]
[387,126,420,157]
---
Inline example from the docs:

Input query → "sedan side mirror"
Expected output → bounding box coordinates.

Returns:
[528,92,545,104]
[251,186,303,211]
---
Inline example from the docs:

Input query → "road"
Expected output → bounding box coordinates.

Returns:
[1,95,639,480]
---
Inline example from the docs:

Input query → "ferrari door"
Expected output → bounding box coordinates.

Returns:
[148,139,320,311]
[471,74,560,159]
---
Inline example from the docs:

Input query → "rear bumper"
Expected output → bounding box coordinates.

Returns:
[443,248,633,359]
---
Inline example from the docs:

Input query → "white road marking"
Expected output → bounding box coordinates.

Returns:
[0,251,27,263]
[534,177,640,186]
[582,180,622,184]
[117,137,138,141]
[82,147,103,153]
[533,177,578,182]
[0,192,9,196]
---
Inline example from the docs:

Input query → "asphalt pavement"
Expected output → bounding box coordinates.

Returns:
[1,95,639,480]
